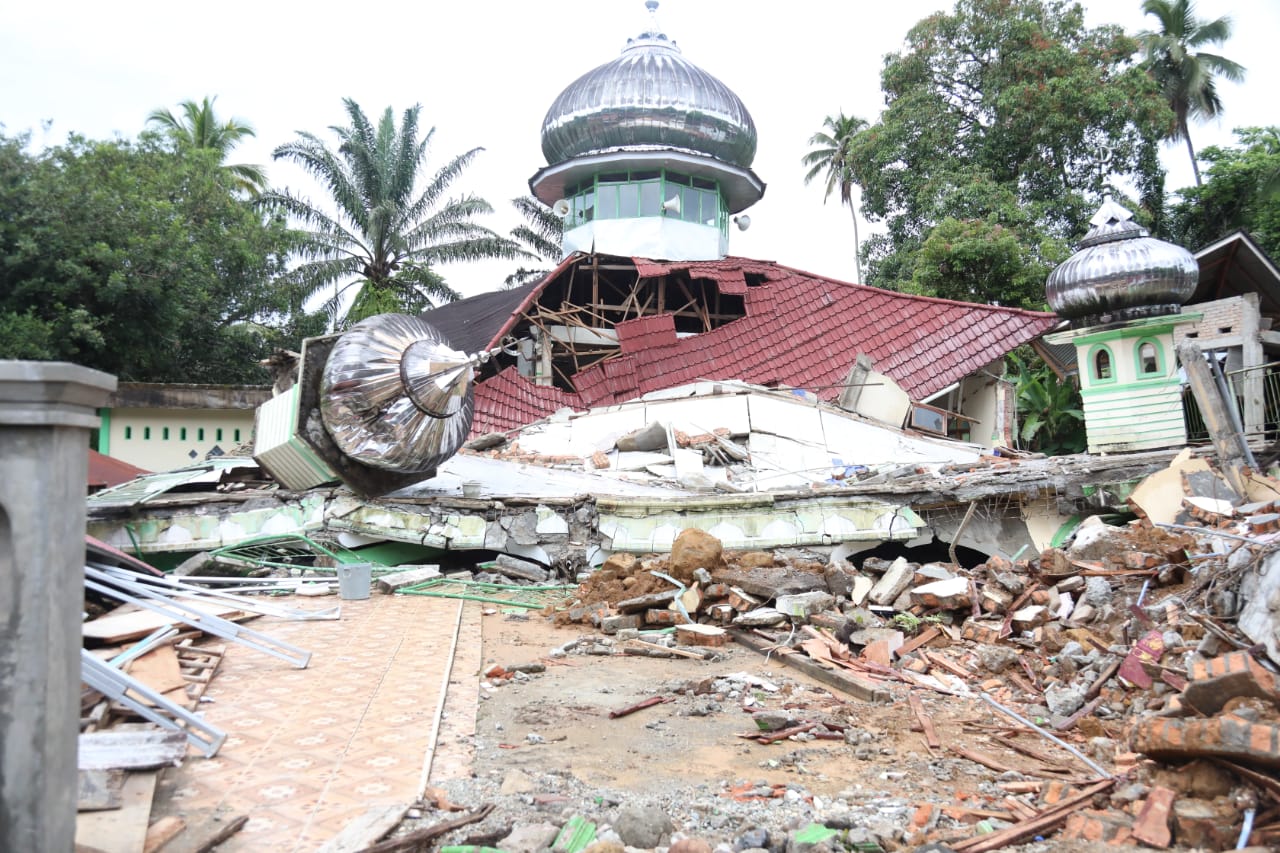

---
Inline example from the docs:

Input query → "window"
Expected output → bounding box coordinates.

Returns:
[162,427,170,440]
[198,428,205,441]
[216,428,223,442]
[1092,346,1115,383]
[143,426,151,440]
[180,427,187,440]
[1136,340,1162,376]
[124,426,133,440]
[234,429,242,442]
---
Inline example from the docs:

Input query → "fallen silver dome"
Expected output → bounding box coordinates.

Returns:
[319,314,475,474]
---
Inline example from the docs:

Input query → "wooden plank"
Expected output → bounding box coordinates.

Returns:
[729,628,891,704]
[79,730,187,771]
[77,768,124,812]
[83,603,244,644]
[898,625,942,657]
[908,692,941,750]
[143,816,186,853]
[125,645,186,695]
[314,804,408,853]
[75,771,157,853]
[951,778,1115,853]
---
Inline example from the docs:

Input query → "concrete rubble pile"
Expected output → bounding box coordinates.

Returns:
[528,458,1280,851]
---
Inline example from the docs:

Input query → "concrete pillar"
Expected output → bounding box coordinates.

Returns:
[0,362,115,853]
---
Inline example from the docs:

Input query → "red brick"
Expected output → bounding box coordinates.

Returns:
[1131,786,1176,848]
[1132,716,1280,768]
[1062,809,1134,844]
[1183,651,1279,715]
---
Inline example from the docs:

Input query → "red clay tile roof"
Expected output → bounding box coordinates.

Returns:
[460,256,1058,435]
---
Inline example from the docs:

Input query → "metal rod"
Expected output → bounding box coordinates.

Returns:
[81,651,226,758]
[107,627,178,668]
[85,567,312,668]
[979,693,1111,778]
[1154,523,1267,544]
[1237,807,1256,849]
[93,563,340,621]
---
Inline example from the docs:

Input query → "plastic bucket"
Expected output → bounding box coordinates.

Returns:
[336,563,372,600]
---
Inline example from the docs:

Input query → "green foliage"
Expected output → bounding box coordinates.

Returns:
[1169,127,1280,257]
[845,0,1169,306]
[261,99,523,326]
[147,96,267,195]
[1138,0,1246,186]
[1007,348,1086,455]
[504,195,562,289]
[802,113,869,281]
[0,131,321,382]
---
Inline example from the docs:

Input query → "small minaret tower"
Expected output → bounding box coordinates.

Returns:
[1044,197,1201,453]
[529,1,765,261]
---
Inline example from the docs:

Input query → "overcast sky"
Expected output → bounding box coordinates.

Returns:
[2,0,1275,299]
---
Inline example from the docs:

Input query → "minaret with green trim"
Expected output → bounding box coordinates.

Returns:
[1043,198,1200,453]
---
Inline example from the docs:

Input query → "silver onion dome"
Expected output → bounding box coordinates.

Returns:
[1046,197,1198,327]
[319,314,476,474]
[539,2,758,169]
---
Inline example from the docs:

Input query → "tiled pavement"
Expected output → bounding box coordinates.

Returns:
[161,594,482,852]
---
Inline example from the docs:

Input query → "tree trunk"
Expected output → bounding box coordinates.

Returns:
[1182,118,1202,186]
[847,199,863,284]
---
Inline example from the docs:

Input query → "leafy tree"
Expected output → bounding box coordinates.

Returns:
[1007,348,1086,455]
[1169,127,1280,257]
[0,131,320,381]
[846,0,1169,306]
[147,96,268,195]
[261,98,522,326]
[1138,0,1245,186]
[802,112,869,283]
[504,195,562,289]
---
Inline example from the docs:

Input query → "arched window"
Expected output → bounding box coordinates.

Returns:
[1135,339,1163,377]
[1092,346,1114,383]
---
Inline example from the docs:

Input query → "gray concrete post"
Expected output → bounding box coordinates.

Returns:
[0,362,115,853]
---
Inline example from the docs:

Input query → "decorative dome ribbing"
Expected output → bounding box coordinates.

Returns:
[539,1,757,169]
[1046,197,1198,327]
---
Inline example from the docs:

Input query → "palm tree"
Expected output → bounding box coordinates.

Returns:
[802,113,869,282]
[503,195,563,289]
[146,96,268,195]
[1139,0,1246,186]
[260,98,522,326]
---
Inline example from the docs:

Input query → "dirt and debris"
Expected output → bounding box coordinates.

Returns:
[77,449,1280,852]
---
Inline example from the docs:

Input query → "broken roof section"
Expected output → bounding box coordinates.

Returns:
[420,254,1059,436]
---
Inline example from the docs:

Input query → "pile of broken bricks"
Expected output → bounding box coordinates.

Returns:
[546,452,1280,848]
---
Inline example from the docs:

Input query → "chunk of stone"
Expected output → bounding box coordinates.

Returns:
[910,576,972,610]
[733,607,787,627]
[500,769,537,794]
[670,528,724,582]
[1081,577,1113,609]
[502,823,562,853]
[494,554,549,582]
[914,562,956,584]
[616,420,668,452]
[980,583,1014,613]
[775,591,835,619]
[614,804,674,849]
[1011,605,1049,631]
[1044,682,1087,717]
[868,557,914,606]
[977,644,1020,674]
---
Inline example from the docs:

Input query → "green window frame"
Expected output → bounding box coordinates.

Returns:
[216,428,223,442]
[1089,344,1117,385]
[143,426,151,440]
[124,426,133,440]
[162,427,170,440]
[198,428,205,442]
[1134,338,1165,378]
[180,427,188,441]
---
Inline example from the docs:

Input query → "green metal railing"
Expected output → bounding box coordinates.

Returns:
[206,534,370,574]
[1183,360,1280,443]
[397,578,576,609]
